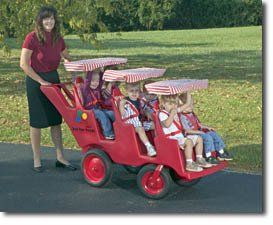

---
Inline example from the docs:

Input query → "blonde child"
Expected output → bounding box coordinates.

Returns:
[178,92,233,163]
[119,82,157,157]
[158,95,212,172]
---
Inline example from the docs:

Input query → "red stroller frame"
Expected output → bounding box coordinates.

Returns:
[41,80,227,199]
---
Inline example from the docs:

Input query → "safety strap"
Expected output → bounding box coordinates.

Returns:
[160,110,184,137]
[122,100,140,122]
[73,86,83,106]
[61,84,75,103]
[112,86,123,97]
[182,112,201,130]
[85,89,102,108]
[141,97,159,112]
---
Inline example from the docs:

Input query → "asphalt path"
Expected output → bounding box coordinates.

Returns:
[0,143,263,213]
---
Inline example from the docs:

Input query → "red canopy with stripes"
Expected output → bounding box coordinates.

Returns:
[103,68,166,83]
[145,79,208,95]
[64,57,127,72]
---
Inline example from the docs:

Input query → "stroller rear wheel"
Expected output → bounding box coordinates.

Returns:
[81,149,113,187]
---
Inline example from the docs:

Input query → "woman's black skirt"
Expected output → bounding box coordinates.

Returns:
[26,70,62,128]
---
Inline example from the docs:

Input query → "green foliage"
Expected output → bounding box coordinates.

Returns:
[0,0,115,54]
[0,0,262,55]
[166,0,262,29]
[98,0,142,32]
[102,0,262,31]
[137,0,176,30]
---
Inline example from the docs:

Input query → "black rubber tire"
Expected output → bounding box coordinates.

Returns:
[137,164,171,199]
[170,169,201,187]
[123,165,142,174]
[81,149,113,187]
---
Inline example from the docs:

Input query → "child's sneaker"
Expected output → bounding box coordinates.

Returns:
[196,157,213,168]
[146,145,157,157]
[217,151,233,161]
[206,156,219,165]
[186,161,203,172]
[105,134,115,140]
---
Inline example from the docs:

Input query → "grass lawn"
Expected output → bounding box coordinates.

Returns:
[0,26,262,173]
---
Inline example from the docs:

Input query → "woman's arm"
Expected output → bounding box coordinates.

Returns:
[61,48,76,82]
[20,48,51,85]
[60,48,72,62]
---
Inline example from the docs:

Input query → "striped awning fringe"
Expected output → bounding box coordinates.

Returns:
[145,79,208,95]
[64,57,127,72]
[103,68,166,83]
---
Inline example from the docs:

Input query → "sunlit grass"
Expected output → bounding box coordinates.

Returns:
[0,26,262,172]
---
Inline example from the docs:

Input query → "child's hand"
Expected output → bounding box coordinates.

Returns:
[177,106,182,113]
[204,125,215,130]
[120,98,126,107]
[172,105,178,112]
[114,96,121,101]
[170,108,177,115]
[107,82,113,91]
[146,113,153,121]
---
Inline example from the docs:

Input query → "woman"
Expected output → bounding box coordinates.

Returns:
[20,6,77,172]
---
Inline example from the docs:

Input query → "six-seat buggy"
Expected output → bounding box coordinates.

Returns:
[41,57,227,199]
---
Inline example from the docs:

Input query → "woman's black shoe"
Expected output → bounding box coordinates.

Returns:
[33,166,43,173]
[55,160,77,171]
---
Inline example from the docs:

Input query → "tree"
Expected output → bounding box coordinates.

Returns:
[0,0,115,54]
[99,0,142,32]
[137,0,177,30]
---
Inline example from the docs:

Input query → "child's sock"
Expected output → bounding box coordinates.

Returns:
[144,142,152,147]
[219,149,224,154]
[186,159,193,163]
[145,142,156,157]
[196,155,203,159]
[205,152,212,158]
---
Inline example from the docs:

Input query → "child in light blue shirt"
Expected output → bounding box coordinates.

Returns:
[178,92,233,164]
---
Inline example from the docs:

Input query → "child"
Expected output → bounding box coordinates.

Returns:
[159,95,212,172]
[83,69,115,140]
[119,82,157,157]
[139,81,159,131]
[178,92,233,163]
[101,81,123,110]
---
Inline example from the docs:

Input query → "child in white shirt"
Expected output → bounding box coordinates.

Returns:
[159,95,212,172]
[119,82,157,157]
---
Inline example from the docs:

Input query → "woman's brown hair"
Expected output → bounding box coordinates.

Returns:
[35,6,61,45]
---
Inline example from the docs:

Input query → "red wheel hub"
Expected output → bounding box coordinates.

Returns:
[141,171,165,195]
[83,155,105,183]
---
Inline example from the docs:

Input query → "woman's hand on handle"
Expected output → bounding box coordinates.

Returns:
[39,80,52,86]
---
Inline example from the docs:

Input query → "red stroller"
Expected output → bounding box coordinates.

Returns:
[41,58,227,199]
